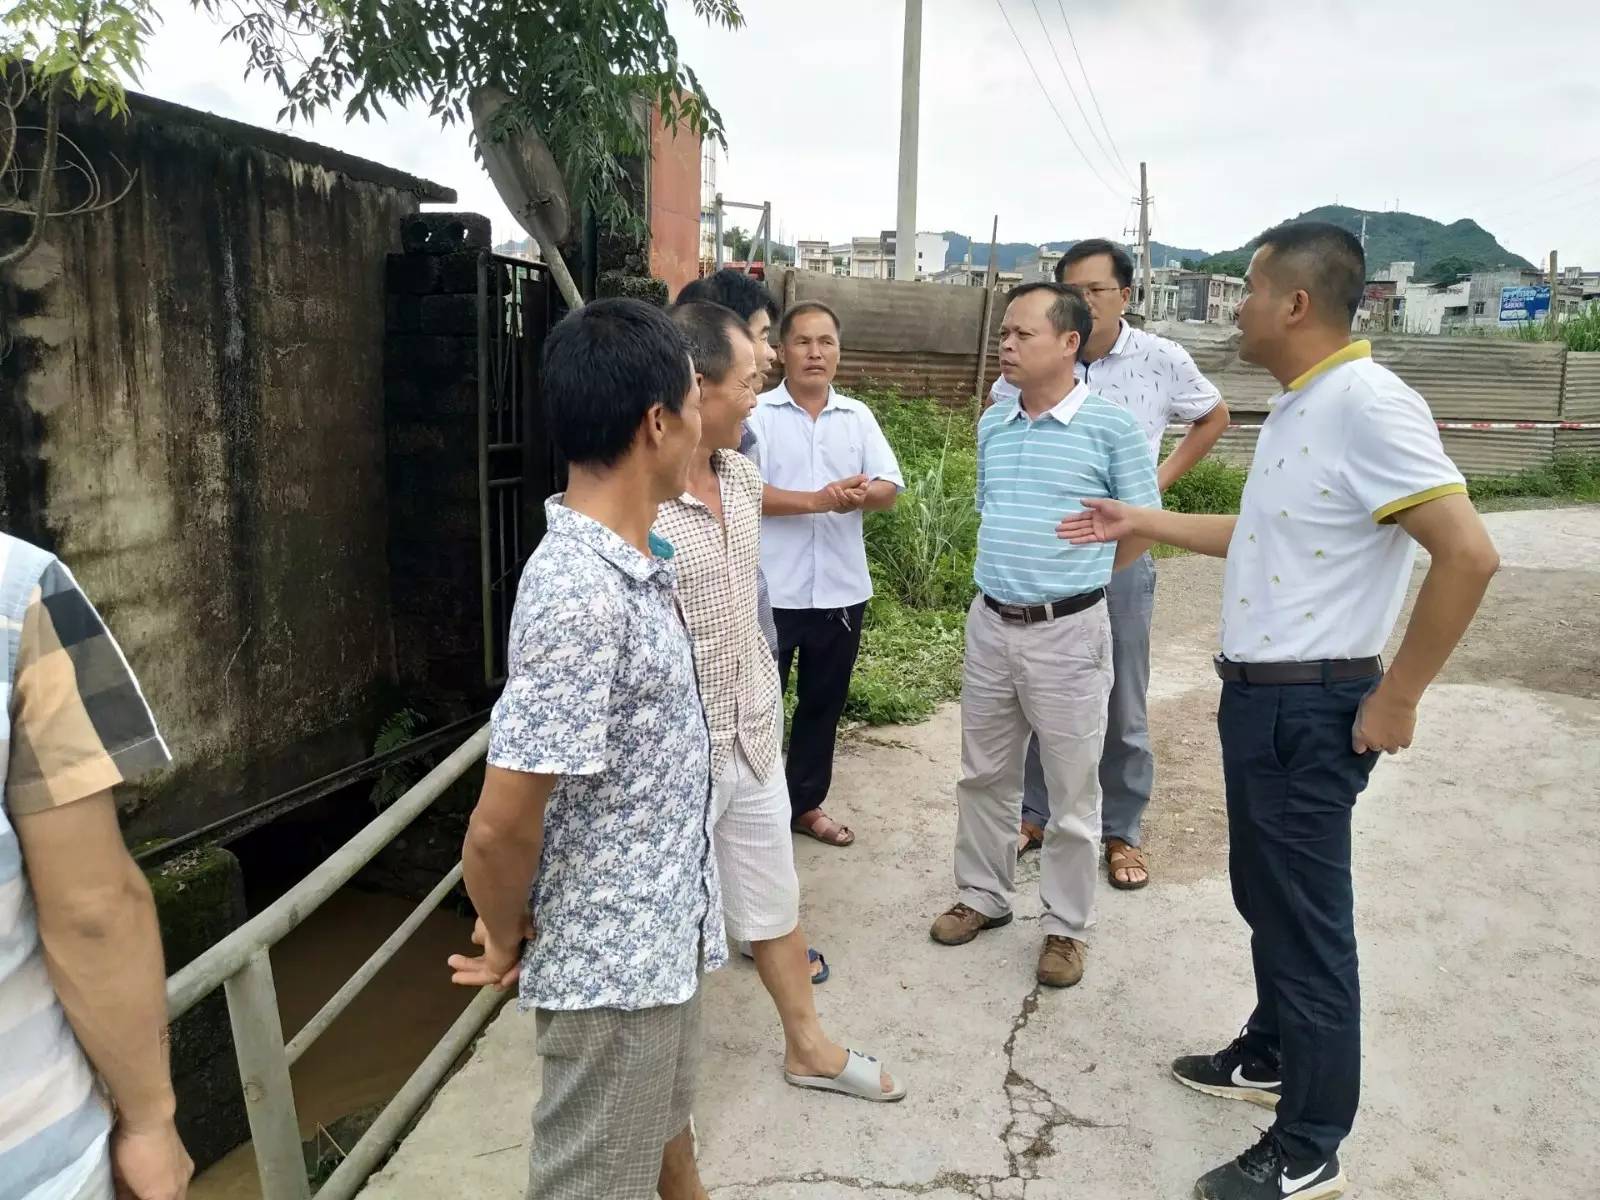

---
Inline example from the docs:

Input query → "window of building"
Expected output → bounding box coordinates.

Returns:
[1472,301,1486,315]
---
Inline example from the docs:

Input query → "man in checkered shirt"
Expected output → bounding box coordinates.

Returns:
[655,302,905,1104]
[1,533,192,1200]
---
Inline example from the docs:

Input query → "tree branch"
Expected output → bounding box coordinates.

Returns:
[0,71,60,267]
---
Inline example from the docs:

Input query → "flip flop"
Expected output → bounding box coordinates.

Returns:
[808,948,830,985]
[784,1049,906,1103]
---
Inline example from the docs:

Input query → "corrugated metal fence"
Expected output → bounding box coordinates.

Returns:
[767,268,1598,476]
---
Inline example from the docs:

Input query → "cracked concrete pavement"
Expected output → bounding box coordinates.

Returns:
[360,507,1600,1200]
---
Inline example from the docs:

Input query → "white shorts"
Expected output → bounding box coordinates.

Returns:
[712,730,801,944]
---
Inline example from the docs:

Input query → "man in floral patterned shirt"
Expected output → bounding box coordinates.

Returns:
[449,299,723,1200]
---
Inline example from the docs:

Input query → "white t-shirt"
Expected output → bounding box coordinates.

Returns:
[747,382,905,610]
[1220,342,1466,663]
[989,321,1222,462]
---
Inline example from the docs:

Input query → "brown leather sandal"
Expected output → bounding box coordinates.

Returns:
[792,809,856,847]
[1017,821,1045,855]
[1105,838,1149,890]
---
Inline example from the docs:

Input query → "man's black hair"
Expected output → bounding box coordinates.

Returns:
[675,268,781,323]
[778,300,842,342]
[1056,238,1135,290]
[542,298,693,469]
[670,301,750,382]
[1252,220,1367,325]
[1006,282,1094,349]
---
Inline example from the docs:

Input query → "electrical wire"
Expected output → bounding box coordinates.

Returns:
[1028,0,1132,189]
[994,0,1122,202]
[1056,0,1135,185]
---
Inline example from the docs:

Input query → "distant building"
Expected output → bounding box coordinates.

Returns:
[1015,246,1064,283]
[931,262,1022,288]
[1177,271,1245,324]
[851,234,893,280]
[1135,265,1182,322]
[797,239,831,273]
[915,231,950,278]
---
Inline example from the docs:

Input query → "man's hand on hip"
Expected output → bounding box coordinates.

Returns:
[1352,682,1417,755]
[112,1118,193,1200]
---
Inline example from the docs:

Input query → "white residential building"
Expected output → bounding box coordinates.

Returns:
[915,232,950,278]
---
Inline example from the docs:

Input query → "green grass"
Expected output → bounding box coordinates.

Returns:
[840,383,1600,727]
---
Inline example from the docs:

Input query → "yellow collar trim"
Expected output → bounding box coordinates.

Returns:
[1287,340,1372,392]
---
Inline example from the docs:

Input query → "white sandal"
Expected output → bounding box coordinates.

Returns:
[784,1049,907,1103]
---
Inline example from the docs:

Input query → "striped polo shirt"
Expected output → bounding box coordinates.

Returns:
[975,382,1161,605]
[2,534,170,1200]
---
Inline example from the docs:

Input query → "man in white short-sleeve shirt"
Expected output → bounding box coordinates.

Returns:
[747,301,904,849]
[1059,222,1498,1200]
[990,239,1231,889]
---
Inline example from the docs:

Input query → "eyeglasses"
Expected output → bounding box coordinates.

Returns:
[1077,284,1124,295]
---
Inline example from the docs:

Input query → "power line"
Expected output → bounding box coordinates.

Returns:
[1027,0,1132,188]
[994,0,1122,201]
[1056,0,1134,184]
[1466,154,1600,215]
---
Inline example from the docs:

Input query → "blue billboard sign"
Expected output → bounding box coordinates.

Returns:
[1499,285,1551,323]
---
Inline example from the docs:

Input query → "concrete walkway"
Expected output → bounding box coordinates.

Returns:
[360,508,1600,1200]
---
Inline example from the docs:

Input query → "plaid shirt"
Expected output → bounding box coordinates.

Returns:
[2,534,169,1199]
[655,451,783,782]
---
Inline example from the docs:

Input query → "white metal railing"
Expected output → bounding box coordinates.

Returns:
[166,726,499,1200]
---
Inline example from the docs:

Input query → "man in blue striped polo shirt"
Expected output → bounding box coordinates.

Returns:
[930,283,1160,990]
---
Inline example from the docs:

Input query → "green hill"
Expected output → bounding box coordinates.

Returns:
[941,232,1208,274]
[1196,206,1531,278]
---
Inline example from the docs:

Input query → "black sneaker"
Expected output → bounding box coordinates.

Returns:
[1172,1031,1282,1109]
[1194,1130,1346,1200]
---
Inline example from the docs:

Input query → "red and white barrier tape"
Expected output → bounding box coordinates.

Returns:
[1168,420,1600,433]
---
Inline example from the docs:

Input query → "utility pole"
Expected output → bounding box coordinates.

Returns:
[974,215,1000,401]
[1137,162,1154,320]
[1360,214,1368,252]
[1549,249,1560,327]
[894,0,923,283]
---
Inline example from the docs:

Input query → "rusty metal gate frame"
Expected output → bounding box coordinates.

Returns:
[477,251,557,686]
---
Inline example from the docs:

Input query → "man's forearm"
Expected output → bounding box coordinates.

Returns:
[1383,551,1497,703]
[1131,509,1238,558]
[763,484,822,516]
[1157,405,1229,492]
[463,811,544,949]
[861,480,899,512]
[39,858,175,1128]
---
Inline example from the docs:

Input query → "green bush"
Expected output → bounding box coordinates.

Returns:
[1468,455,1600,502]
[1163,455,1247,515]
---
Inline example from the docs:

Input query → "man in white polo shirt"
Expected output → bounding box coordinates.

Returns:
[748,301,903,848]
[992,239,1230,889]
[1060,221,1499,1200]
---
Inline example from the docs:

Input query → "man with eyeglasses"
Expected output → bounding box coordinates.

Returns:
[991,239,1230,892]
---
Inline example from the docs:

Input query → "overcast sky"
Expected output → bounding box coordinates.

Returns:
[141,0,1600,267]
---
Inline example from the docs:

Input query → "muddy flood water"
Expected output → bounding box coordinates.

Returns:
[189,889,479,1199]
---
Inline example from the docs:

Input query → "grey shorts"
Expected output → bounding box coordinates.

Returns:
[526,988,702,1200]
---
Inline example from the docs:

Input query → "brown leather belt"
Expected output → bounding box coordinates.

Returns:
[983,588,1105,624]
[1213,655,1383,685]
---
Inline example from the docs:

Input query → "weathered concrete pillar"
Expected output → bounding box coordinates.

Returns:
[149,846,251,1171]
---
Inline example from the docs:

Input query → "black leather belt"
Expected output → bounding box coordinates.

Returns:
[1213,655,1383,685]
[983,588,1104,624]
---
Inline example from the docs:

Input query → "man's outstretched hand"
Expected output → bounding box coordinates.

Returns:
[448,915,531,990]
[1057,497,1136,544]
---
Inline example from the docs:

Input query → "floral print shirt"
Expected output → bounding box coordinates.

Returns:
[489,498,725,1011]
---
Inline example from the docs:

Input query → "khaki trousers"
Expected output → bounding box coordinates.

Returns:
[954,594,1113,941]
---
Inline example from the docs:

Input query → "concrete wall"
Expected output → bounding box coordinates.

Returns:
[764,270,1598,475]
[1,88,453,838]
